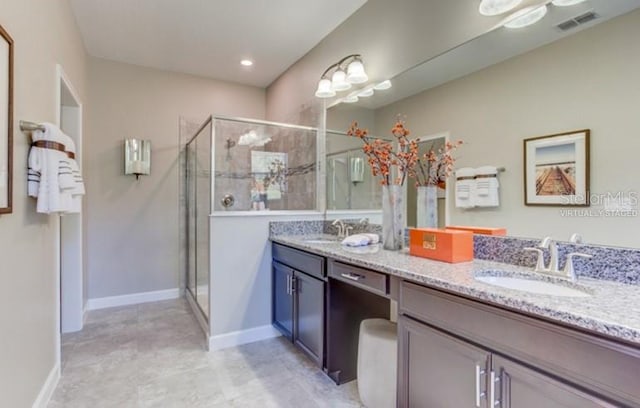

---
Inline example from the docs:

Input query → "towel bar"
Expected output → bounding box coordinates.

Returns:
[20,120,45,132]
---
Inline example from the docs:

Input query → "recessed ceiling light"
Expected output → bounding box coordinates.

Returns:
[504,5,548,29]
[240,59,253,67]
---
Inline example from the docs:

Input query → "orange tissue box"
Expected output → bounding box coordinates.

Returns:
[409,228,474,263]
[445,225,507,236]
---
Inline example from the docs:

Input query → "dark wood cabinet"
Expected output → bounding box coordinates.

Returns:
[492,355,617,408]
[398,316,616,408]
[398,316,490,408]
[272,261,294,341]
[293,270,324,365]
[272,243,326,367]
[399,281,639,407]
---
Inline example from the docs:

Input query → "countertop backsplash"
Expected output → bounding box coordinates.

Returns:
[270,221,640,285]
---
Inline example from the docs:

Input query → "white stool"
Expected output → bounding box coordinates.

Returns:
[357,318,398,408]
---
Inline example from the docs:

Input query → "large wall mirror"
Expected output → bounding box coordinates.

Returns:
[325,0,640,248]
[0,23,13,214]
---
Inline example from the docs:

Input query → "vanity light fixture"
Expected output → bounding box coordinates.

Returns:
[315,54,369,98]
[240,59,253,66]
[504,4,548,28]
[552,0,587,6]
[479,0,522,16]
[342,94,359,103]
[357,87,375,97]
[373,80,392,90]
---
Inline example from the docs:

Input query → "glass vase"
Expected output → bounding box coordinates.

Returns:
[382,185,405,250]
[416,185,438,228]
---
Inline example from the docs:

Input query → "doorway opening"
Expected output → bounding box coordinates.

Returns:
[55,65,84,367]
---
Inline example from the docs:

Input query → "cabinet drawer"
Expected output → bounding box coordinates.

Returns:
[272,243,325,279]
[399,281,640,407]
[328,260,388,297]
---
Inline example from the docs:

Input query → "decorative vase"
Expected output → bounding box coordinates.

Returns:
[382,185,405,250]
[416,185,438,228]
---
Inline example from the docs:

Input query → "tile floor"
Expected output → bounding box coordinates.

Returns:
[50,299,363,407]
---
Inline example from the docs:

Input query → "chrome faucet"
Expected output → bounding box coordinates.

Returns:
[524,236,593,281]
[538,236,559,273]
[332,219,353,238]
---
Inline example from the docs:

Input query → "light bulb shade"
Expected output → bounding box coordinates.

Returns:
[552,0,587,5]
[504,5,548,28]
[479,0,522,16]
[331,69,351,91]
[315,78,336,98]
[342,94,359,103]
[346,59,368,84]
[373,80,392,90]
[358,87,374,97]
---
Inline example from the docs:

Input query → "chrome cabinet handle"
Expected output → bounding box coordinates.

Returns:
[340,272,365,281]
[290,276,296,294]
[286,275,291,295]
[475,364,486,408]
[490,371,501,407]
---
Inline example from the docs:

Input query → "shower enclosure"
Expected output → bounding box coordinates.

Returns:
[182,115,319,336]
[326,130,381,210]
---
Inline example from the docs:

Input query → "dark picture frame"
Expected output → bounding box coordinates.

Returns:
[0,23,13,214]
[524,129,590,207]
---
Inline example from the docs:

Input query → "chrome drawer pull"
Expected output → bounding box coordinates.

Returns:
[475,364,486,408]
[490,371,501,407]
[340,272,365,281]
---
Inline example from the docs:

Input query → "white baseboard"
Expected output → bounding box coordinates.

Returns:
[209,325,281,351]
[32,363,60,408]
[86,288,180,310]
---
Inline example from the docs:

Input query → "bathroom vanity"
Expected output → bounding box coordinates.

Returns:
[270,234,640,407]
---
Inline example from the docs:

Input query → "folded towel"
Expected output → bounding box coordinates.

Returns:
[342,245,380,255]
[475,166,499,207]
[455,167,476,209]
[341,234,371,247]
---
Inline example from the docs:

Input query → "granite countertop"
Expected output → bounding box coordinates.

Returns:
[271,234,640,345]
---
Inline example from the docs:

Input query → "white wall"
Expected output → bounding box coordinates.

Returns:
[0,0,87,406]
[85,57,265,299]
[375,9,640,248]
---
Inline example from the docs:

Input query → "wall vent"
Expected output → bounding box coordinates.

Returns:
[556,10,599,32]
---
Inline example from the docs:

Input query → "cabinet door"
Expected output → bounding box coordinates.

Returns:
[398,316,491,408]
[492,355,618,408]
[272,261,293,341]
[293,270,325,366]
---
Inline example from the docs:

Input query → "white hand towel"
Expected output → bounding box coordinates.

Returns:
[341,234,371,247]
[475,166,499,207]
[455,167,476,209]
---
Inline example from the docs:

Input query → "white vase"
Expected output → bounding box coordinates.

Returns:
[416,185,438,228]
[382,185,405,250]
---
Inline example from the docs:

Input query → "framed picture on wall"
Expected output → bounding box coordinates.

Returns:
[0,23,13,214]
[524,129,590,207]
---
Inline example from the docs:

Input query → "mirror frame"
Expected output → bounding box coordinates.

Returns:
[0,23,13,214]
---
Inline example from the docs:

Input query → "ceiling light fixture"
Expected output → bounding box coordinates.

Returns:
[479,0,522,16]
[373,80,392,90]
[551,0,587,6]
[357,87,375,97]
[315,54,369,98]
[342,94,359,103]
[240,59,253,67]
[504,4,548,28]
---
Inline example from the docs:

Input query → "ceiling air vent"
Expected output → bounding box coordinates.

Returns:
[556,10,599,32]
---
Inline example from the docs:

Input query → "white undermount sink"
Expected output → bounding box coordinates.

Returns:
[475,275,591,298]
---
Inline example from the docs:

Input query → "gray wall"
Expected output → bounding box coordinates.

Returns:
[86,57,266,299]
[0,0,87,406]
